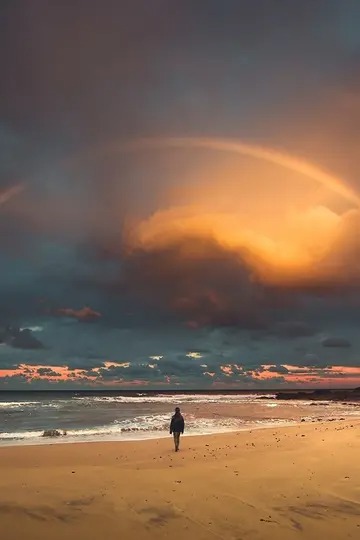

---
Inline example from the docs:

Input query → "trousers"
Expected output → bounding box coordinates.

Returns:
[173,432,181,450]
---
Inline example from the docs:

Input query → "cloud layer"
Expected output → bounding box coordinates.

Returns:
[0,1,359,387]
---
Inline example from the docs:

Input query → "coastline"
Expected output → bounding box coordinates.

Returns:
[2,391,360,448]
[0,418,300,448]
[3,409,360,448]
[1,419,360,539]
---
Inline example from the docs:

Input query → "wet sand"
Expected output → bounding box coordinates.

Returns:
[0,419,359,540]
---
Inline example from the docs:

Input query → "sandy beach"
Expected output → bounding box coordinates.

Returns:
[0,420,359,540]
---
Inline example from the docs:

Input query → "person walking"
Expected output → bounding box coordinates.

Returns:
[170,407,184,452]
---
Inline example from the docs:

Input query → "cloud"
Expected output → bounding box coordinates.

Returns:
[55,306,102,322]
[321,337,352,348]
[299,354,325,367]
[2,357,360,388]
[97,362,163,381]
[267,365,290,374]
[117,235,293,329]
[36,367,60,377]
[20,326,43,332]
[0,1,360,387]
[186,352,203,359]
[321,210,360,282]
[156,356,206,378]
[109,198,360,335]
[0,326,45,350]
[125,203,360,289]
[270,321,319,339]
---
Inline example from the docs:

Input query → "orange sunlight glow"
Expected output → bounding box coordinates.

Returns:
[109,137,360,287]
[105,137,360,205]
[127,205,348,283]
[3,137,359,288]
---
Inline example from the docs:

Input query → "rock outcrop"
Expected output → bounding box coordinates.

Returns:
[42,429,67,437]
[275,388,360,402]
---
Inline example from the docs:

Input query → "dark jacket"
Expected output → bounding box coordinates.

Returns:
[170,413,184,434]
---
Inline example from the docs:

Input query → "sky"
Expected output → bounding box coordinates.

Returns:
[0,0,360,389]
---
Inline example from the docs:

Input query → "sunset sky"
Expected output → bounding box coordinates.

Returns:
[0,1,359,389]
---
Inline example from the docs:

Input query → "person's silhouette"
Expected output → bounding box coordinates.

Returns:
[169,407,185,452]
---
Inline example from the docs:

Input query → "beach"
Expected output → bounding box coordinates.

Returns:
[0,419,359,540]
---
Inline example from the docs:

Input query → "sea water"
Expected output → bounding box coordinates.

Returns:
[0,390,359,446]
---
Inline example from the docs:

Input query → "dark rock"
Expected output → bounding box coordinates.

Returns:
[275,388,360,402]
[42,429,66,437]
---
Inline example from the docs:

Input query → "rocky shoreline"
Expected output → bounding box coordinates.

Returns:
[275,387,360,401]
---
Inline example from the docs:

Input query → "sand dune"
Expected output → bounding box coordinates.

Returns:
[0,420,359,540]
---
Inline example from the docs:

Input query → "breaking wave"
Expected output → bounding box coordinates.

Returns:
[0,413,294,445]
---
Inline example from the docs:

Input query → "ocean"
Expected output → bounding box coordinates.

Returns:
[1,390,359,446]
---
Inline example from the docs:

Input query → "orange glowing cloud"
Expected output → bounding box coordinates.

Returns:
[2,136,360,341]
[124,194,360,289]
[113,137,360,289]
[55,306,102,322]
[1,363,359,388]
[3,136,359,290]
[257,365,360,387]
[0,364,98,383]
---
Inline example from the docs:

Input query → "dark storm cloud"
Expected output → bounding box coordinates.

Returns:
[115,236,297,329]
[78,368,101,378]
[0,326,44,350]
[156,355,207,378]
[0,0,358,169]
[298,354,328,368]
[11,329,45,350]
[270,321,319,339]
[267,365,289,375]
[98,363,163,381]
[0,374,29,388]
[0,344,49,369]
[36,367,59,377]
[67,358,106,370]
[0,1,341,136]
[321,337,352,348]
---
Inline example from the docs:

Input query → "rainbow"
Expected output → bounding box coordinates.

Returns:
[112,137,359,205]
[2,137,359,208]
